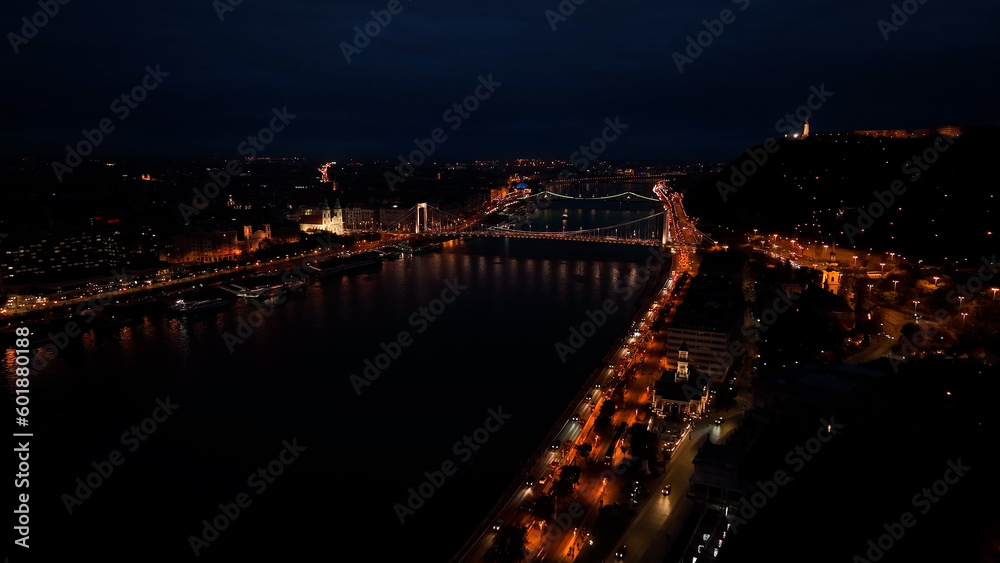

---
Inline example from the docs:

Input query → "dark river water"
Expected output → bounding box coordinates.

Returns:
[2,186,670,561]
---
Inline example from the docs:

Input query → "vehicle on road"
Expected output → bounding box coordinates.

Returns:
[492,519,503,531]
[661,484,671,495]
[714,417,725,425]
[525,476,535,487]
[604,422,628,465]
[551,440,560,450]
[615,545,628,559]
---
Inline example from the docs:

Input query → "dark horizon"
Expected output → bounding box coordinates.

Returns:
[4,0,999,164]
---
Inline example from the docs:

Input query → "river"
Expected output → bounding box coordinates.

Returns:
[2,186,671,561]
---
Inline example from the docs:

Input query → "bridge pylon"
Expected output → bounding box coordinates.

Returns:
[415,203,428,233]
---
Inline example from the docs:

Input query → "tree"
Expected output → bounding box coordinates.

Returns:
[484,524,528,563]
[627,424,656,466]
[575,443,592,460]
[552,477,575,504]
[900,322,920,342]
[612,382,626,402]
[533,494,555,521]
[559,464,582,485]
[595,401,616,430]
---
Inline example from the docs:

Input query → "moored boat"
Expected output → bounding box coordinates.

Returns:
[404,242,443,255]
[309,251,383,277]
[169,297,232,313]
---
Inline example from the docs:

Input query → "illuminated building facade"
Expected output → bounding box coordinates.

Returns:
[298,199,344,234]
[2,227,127,281]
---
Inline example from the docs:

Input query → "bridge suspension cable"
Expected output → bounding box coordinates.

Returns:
[485,211,665,238]
[525,190,660,202]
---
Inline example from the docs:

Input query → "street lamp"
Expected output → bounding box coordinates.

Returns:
[961,312,967,326]
[892,280,899,291]
[992,288,998,300]
[913,300,919,315]
[853,255,858,266]
[958,296,965,308]
[933,276,939,286]
[880,263,886,272]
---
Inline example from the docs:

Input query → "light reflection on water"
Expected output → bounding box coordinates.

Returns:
[0,233,671,562]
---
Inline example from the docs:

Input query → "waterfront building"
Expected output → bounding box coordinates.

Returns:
[666,275,745,381]
[299,199,344,234]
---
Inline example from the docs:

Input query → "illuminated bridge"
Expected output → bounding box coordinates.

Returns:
[542,172,686,186]
[376,181,709,248]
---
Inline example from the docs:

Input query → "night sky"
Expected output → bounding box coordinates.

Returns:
[3,0,999,162]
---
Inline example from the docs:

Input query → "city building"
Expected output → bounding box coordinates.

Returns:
[161,228,241,264]
[688,410,770,511]
[343,206,377,231]
[241,223,272,254]
[298,199,344,234]
[666,275,746,380]
[652,344,711,419]
[490,186,510,200]
[849,125,962,139]
[378,207,410,231]
[1,226,127,282]
[751,361,889,431]
[821,251,841,294]
[160,222,300,264]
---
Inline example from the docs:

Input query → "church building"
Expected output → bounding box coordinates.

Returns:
[299,198,344,235]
